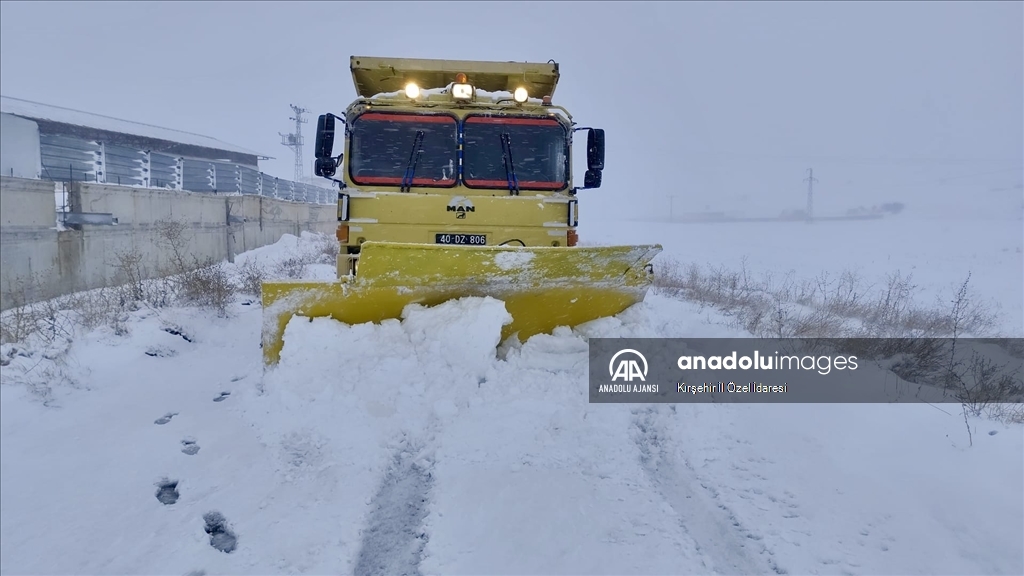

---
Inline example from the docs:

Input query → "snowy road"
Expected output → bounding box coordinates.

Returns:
[2,233,1022,575]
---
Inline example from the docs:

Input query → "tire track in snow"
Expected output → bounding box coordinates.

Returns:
[631,406,786,575]
[353,431,435,576]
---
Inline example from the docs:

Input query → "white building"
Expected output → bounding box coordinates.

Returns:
[1,95,331,203]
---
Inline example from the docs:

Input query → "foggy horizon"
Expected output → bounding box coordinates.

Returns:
[1,0,1020,220]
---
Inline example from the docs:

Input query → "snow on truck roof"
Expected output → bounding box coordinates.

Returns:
[350,56,560,100]
[0,95,268,158]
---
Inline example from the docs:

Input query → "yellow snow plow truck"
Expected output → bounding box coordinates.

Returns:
[261,56,662,366]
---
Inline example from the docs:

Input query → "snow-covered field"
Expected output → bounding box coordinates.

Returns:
[593,215,1024,337]
[2,226,1022,575]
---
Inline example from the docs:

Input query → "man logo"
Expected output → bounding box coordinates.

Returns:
[447,196,475,219]
[609,349,648,382]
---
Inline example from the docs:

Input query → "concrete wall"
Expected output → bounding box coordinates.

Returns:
[0,175,335,310]
[0,113,41,179]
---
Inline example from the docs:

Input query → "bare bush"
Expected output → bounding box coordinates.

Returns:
[155,218,192,274]
[273,254,310,279]
[236,258,268,298]
[937,274,1024,443]
[952,352,1024,415]
[314,233,340,264]
[2,223,340,380]
[653,260,997,341]
[271,234,339,279]
[0,274,79,347]
[109,246,150,308]
[65,288,129,335]
[150,218,235,315]
[986,403,1024,425]
[654,259,1020,431]
[175,261,235,315]
[1,267,136,358]
[1,274,45,344]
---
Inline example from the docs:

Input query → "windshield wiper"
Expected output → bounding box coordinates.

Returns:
[400,130,425,192]
[500,132,520,196]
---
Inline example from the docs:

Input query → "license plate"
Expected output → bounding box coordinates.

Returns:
[435,233,486,245]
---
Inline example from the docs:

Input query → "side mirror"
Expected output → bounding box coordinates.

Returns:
[314,114,337,178]
[315,157,337,178]
[587,128,604,171]
[315,114,335,157]
[583,168,602,189]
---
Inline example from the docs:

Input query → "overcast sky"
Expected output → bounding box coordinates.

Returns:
[1,1,1021,219]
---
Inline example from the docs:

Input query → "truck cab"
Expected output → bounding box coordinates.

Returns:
[312,56,605,275]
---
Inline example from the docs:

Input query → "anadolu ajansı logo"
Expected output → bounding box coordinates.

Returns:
[609,349,648,382]
[447,196,475,219]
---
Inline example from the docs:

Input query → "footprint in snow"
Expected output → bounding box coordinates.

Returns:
[156,479,179,505]
[155,412,178,425]
[162,326,193,342]
[203,511,237,553]
[145,345,177,358]
[213,392,230,402]
[181,438,200,455]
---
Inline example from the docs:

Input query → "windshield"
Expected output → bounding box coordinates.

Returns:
[348,113,457,187]
[462,116,568,190]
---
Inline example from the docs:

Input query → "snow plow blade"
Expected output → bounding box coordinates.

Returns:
[261,241,662,366]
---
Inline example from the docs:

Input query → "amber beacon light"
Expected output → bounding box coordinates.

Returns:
[452,72,473,100]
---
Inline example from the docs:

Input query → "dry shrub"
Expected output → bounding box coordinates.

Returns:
[272,233,339,279]
[0,274,78,347]
[111,247,147,303]
[314,233,340,263]
[236,258,268,298]
[151,218,235,315]
[174,262,234,315]
[273,254,309,279]
[654,259,1021,433]
[1,274,46,345]
[986,403,1024,425]
[64,288,129,336]
[654,259,997,340]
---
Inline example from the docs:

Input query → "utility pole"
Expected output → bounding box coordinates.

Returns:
[279,104,309,182]
[803,168,818,222]
[668,195,676,221]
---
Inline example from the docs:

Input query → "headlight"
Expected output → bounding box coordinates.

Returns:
[405,82,420,99]
[513,87,528,103]
[452,83,473,100]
